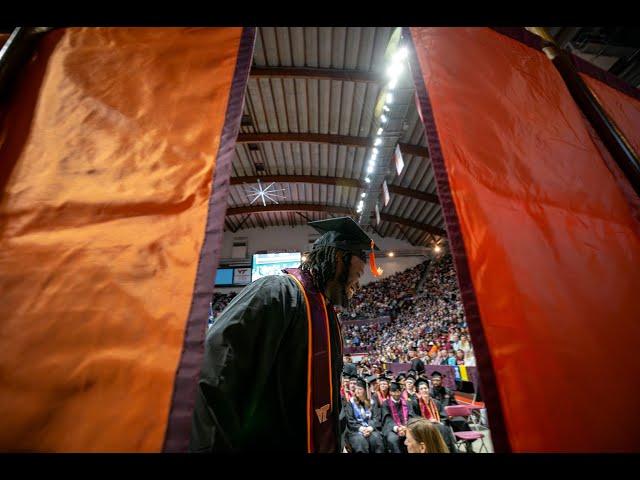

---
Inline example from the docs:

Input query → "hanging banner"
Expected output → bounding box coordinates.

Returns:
[394,144,405,176]
[382,180,390,206]
[0,27,255,452]
[409,27,640,453]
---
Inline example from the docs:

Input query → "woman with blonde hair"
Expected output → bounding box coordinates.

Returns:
[404,417,449,453]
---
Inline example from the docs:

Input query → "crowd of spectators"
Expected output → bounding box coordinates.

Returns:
[341,254,477,367]
[208,254,476,368]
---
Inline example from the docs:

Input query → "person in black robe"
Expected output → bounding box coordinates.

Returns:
[430,371,470,433]
[344,378,385,453]
[189,217,379,452]
[413,379,458,453]
[381,381,418,453]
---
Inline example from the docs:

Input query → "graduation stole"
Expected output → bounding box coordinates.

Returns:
[388,398,409,426]
[350,397,371,427]
[419,397,440,423]
[286,268,337,453]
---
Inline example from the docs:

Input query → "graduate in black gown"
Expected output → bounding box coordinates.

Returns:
[344,378,385,453]
[381,381,418,453]
[189,217,381,452]
[429,371,471,433]
[413,379,458,453]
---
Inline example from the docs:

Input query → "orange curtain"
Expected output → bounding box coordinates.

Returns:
[409,27,640,452]
[0,27,253,452]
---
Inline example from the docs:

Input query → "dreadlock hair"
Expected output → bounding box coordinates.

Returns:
[300,246,352,293]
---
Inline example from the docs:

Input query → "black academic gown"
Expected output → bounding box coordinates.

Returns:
[411,398,459,453]
[189,275,343,452]
[381,398,418,453]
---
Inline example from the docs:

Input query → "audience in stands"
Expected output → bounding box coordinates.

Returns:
[341,254,476,367]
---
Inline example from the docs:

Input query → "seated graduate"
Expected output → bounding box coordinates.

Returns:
[429,371,470,432]
[402,373,418,405]
[376,375,390,404]
[414,378,458,453]
[344,378,385,453]
[381,381,418,453]
[429,371,456,406]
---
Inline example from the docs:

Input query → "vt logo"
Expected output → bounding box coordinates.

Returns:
[315,404,331,423]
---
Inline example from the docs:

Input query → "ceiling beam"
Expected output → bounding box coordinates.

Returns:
[225,203,446,237]
[230,175,440,205]
[236,132,430,159]
[250,66,381,84]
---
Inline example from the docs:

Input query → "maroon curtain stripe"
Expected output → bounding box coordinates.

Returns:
[162,27,256,453]
[404,27,512,453]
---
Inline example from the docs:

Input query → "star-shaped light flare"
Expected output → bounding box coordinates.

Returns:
[245,179,288,206]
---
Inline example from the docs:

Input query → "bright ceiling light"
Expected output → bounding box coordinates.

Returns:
[361,192,366,198]
[374,137,382,146]
[386,93,393,104]
[383,105,390,112]
[393,47,408,62]
[377,127,383,135]
[388,78,398,90]
[367,164,374,174]
[380,114,387,123]
[434,245,441,253]
[364,177,371,183]
[388,251,395,257]
[386,63,403,80]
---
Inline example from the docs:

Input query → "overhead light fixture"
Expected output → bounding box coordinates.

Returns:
[383,105,390,112]
[367,164,374,174]
[380,114,387,124]
[388,78,398,90]
[364,177,371,183]
[386,63,403,80]
[374,137,382,146]
[394,46,408,62]
[386,93,393,104]
[377,127,383,135]
[372,148,379,156]
[388,251,395,257]
[434,245,441,253]
[361,192,366,198]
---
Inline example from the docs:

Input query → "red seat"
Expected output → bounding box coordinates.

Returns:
[444,405,489,453]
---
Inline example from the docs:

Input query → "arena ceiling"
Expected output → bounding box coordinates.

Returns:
[225,26,640,246]
[225,27,445,247]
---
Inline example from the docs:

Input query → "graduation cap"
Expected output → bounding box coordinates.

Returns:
[378,375,390,383]
[416,378,430,389]
[365,375,378,385]
[389,381,402,392]
[405,373,417,383]
[431,371,444,378]
[308,217,383,277]
[355,377,367,389]
[396,373,407,382]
